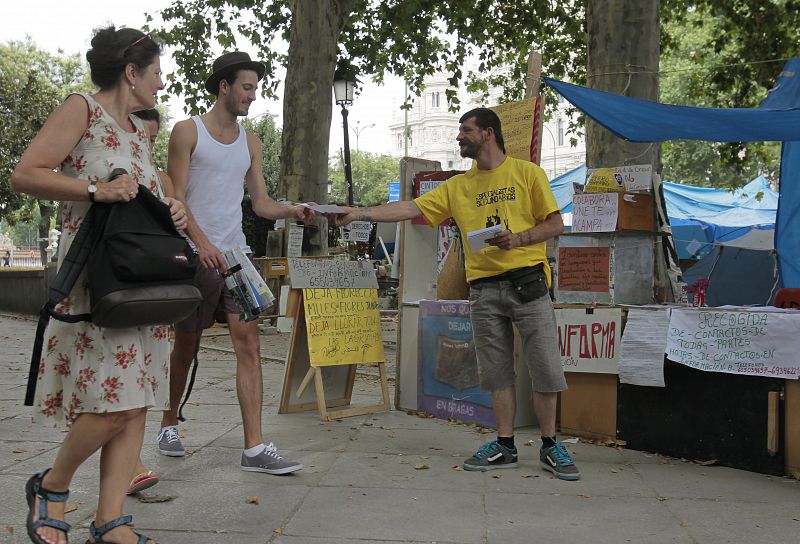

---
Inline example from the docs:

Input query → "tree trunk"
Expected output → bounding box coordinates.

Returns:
[37,201,53,265]
[279,0,352,255]
[586,1,680,302]
[586,0,660,169]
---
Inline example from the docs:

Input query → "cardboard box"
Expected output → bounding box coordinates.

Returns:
[571,191,654,233]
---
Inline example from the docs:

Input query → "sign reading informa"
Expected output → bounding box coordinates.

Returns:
[571,193,620,233]
[341,221,372,242]
[555,308,622,374]
[665,307,800,379]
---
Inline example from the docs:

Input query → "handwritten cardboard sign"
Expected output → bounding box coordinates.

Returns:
[665,308,800,379]
[490,97,538,162]
[342,221,373,242]
[571,193,619,233]
[288,258,378,289]
[555,308,622,374]
[557,246,610,293]
[302,288,385,366]
[287,223,304,257]
[419,179,445,196]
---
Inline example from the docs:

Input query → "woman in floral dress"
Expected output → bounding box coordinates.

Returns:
[11,26,187,544]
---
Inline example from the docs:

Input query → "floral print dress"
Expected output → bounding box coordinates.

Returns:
[34,93,171,426]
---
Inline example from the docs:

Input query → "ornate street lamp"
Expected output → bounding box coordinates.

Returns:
[333,60,357,206]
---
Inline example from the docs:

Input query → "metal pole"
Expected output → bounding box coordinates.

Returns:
[341,105,354,206]
[542,124,557,178]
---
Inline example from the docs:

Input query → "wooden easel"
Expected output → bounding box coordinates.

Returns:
[277,259,390,421]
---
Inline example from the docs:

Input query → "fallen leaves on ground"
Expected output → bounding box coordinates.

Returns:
[578,492,591,499]
[136,495,176,503]
[414,464,430,470]
[246,496,259,505]
[64,502,79,513]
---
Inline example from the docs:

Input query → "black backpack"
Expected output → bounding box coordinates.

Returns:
[24,176,202,405]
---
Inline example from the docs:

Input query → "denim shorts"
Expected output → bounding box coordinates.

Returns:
[469,280,567,393]
[174,266,237,332]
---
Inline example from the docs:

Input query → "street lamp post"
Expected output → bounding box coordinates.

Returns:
[333,63,356,206]
[542,124,558,179]
[352,121,375,151]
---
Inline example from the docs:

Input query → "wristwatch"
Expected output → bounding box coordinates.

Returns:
[87,180,98,202]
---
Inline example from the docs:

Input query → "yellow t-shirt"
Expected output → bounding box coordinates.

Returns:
[414,157,560,285]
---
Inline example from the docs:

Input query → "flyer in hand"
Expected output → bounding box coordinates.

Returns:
[222,246,275,322]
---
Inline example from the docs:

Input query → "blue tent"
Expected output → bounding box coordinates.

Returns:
[544,58,800,287]
[551,167,778,259]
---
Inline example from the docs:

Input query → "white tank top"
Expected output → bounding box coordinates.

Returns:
[186,115,252,253]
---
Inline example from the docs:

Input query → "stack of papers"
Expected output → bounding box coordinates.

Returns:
[467,224,502,253]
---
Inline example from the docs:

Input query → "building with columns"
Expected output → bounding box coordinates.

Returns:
[388,73,585,180]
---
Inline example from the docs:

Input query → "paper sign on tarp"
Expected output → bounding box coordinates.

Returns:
[302,287,385,366]
[570,193,620,233]
[665,307,800,379]
[555,308,622,374]
[341,221,373,242]
[585,164,653,194]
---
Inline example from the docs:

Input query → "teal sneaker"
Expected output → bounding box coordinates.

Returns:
[540,442,581,481]
[463,440,518,471]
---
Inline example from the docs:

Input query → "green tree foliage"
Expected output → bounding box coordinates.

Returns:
[660,0,798,186]
[149,105,172,170]
[151,1,585,114]
[328,149,397,207]
[0,40,90,261]
[240,114,282,256]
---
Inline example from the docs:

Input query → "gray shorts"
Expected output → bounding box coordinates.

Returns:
[468,280,567,393]
[174,266,238,332]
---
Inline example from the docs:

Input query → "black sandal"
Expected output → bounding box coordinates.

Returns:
[26,468,71,543]
[87,515,154,544]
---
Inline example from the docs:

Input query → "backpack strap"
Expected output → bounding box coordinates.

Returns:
[177,334,202,422]
[24,204,109,406]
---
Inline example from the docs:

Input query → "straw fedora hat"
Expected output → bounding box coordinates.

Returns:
[205,51,265,94]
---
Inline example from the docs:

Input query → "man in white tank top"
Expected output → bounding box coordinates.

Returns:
[160,52,313,475]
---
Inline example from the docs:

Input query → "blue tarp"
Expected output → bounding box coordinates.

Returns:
[544,59,800,286]
[550,166,778,259]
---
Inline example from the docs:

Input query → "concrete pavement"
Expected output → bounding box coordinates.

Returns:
[1,312,798,544]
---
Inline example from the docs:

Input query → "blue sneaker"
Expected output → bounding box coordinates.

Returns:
[540,442,581,480]
[463,440,518,471]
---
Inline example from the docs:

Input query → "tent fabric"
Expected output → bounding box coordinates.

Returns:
[550,166,778,258]
[681,246,779,307]
[543,75,800,143]
[544,58,800,287]
[776,141,800,286]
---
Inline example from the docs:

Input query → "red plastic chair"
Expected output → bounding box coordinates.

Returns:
[773,288,800,309]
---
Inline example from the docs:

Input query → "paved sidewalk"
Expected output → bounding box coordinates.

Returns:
[1,313,798,544]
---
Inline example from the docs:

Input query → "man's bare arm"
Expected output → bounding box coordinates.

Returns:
[168,120,225,269]
[333,201,423,226]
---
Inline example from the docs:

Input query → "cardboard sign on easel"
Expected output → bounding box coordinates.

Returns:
[278,258,390,420]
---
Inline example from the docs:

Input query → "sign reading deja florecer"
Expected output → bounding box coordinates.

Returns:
[665,307,800,379]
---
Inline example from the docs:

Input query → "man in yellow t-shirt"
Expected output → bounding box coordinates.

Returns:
[331,107,580,481]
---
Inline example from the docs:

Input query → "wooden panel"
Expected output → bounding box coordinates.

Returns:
[786,379,800,477]
[559,372,617,439]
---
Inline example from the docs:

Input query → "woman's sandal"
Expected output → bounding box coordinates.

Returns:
[87,515,154,544]
[126,471,159,495]
[25,468,71,544]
